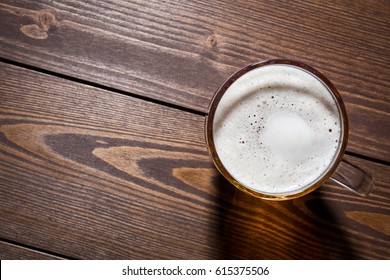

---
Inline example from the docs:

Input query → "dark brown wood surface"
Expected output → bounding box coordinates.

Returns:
[0,241,62,260]
[0,0,389,162]
[0,0,389,260]
[1,63,389,259]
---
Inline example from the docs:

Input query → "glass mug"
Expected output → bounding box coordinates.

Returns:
[205,59,374,200]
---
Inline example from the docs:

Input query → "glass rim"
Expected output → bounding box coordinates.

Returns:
[205,59,349,200]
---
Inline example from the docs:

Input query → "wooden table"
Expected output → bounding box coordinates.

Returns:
[0,0,389,260]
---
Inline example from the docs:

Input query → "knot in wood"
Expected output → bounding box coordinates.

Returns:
[207,35,218,47]
[39,11,55,31]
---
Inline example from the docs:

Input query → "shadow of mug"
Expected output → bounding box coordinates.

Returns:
[212,173,359,259]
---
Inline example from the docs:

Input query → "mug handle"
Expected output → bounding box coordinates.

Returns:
[329,159,374,196]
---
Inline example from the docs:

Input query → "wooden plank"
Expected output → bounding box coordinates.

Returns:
[0,240,63,259]
[0,0,389,161]
[0,63,389,259]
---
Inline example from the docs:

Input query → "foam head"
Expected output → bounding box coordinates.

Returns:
[209,62,345,197]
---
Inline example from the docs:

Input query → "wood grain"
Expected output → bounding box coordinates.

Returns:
[0,240,63,259]
[0,63,389,259]
[0,0,389,161]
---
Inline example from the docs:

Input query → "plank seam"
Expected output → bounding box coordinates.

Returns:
[0,237,75,260]
[0,57,206,117]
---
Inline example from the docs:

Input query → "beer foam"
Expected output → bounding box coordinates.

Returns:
[213,64,342,195]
